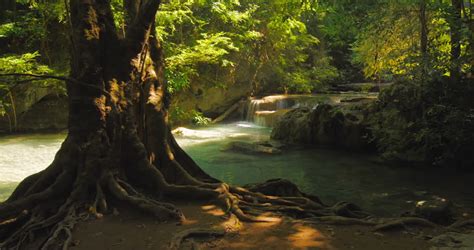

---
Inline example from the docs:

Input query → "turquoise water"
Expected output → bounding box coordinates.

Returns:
[1,123,473,216]
[0,132,66,201]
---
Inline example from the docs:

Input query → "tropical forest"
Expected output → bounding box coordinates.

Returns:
[0,0,473,249]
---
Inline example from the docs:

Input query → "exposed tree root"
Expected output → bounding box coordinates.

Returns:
[0,129,456,250]
[306,216,377,226]
[0,142,374,249]
[373,217,437,231]
[106,173,184,221]
[448,219,474,229]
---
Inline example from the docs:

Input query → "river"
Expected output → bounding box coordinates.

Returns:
[1,121,473,216]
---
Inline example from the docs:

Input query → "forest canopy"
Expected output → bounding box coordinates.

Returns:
[2,0,471,92]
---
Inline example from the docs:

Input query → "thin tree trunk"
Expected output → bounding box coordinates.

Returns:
[419,0,429,81]
[450,0,463,81]
[7,90,17,132]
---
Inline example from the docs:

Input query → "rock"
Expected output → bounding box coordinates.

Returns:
[412,197,453,224]
[271,104,371,150]
[112,208,120,216]
[429,232,474,249]
[270,107,313,144]
[253,109,291,127]
[171,81,252,125]
[257,140,287,149]
[17,94,68,131]
[245,179,322,204]
[0,84,68,133]
[222,141,282,155]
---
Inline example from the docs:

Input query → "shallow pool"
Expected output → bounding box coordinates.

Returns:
[1,122,473,216]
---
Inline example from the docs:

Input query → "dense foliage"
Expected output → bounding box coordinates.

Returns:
[0,0,473,167]
[370,78,474,168]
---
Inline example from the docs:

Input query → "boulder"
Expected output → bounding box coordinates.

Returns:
[0,92,68,133]
[271,104,370,150]
[222,141,282,155]
[413,198,453,224]
[429,232,474,249]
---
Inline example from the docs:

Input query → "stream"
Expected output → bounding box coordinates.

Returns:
[1,121,473,216]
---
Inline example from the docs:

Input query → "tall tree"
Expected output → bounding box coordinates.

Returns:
[449,0,463,80]
[0,0,357,248]
[419,0,429,81]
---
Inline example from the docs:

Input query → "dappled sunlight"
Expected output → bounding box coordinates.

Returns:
[329,96,342,103]
[254,213,282,227]
[181,218,198,225]
[221,214,243,232]
[288,224,329,249]
[241,213,282,235]
[201,204,226,216]
[173,127,223,139]
[201,204,217,211]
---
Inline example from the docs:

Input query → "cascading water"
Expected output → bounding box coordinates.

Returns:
[244,95,315,127]
[244,98,281,127]
[245,99,263,121]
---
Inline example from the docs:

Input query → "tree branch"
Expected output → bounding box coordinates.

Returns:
[0,73,110,96]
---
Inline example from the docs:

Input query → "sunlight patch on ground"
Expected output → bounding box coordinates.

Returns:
[201,204,226,216]
[288,223,329,249]
[240,213,282,236]
[201,205,217,210]
[254,213,282,226]
[181,218,198,225]
[221,214,243,233]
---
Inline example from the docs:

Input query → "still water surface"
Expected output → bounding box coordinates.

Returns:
[1,122,473,216]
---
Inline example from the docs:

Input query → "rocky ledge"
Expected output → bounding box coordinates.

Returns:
[270,103,372,150]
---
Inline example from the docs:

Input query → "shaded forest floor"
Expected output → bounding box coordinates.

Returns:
[65,202,434,250]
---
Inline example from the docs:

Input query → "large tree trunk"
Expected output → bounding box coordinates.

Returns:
[0,0,365,249]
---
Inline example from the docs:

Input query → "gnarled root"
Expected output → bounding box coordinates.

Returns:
[373,217,437,231]
[106,174,185,221]
[306,216,377,226]
[0,130,377,250]
[448,219,474,229]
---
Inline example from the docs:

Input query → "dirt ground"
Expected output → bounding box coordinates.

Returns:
[69,202,436,250]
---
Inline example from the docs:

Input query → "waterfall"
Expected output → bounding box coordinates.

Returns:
[245,99,263,121]
[244,98,281,127]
